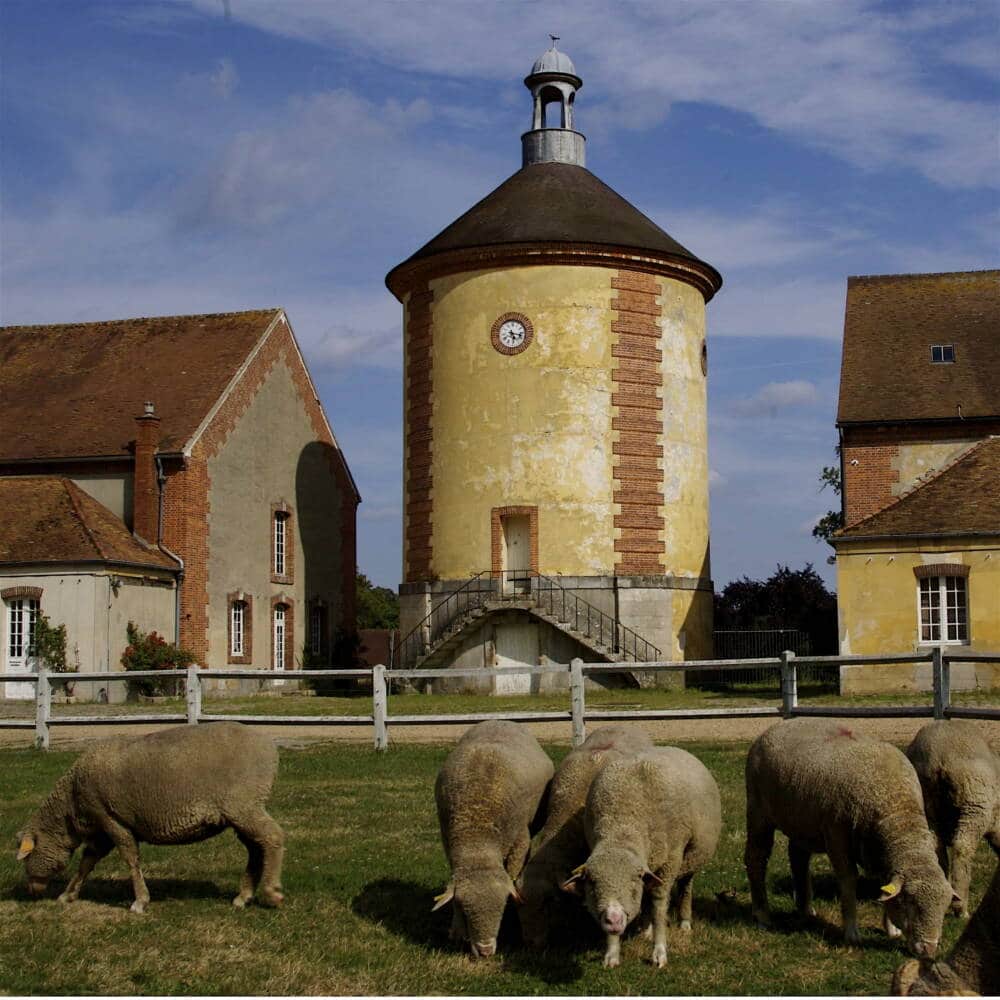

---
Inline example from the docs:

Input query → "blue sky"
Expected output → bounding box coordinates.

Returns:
[2,0,997,591]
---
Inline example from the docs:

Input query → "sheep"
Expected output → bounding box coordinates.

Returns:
[905,720,1000,918]
[892,859,1000,996]
[16,722,284,913]
[432,719,554,958]
[745,718,957,956]
[516,725,654,949]
[561,746,722,969]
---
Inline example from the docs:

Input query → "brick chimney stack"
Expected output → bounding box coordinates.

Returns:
[133,401,161,544]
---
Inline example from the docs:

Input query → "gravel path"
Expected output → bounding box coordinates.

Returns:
[3,715,998,751]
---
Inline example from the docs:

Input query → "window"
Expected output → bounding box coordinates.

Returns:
[6,598,39,664]
[930,345,955,363]
[273,604,287,671]
[310,604,324,658]
[273,513,287,577]
[271,504,294,583]
[919,575,968,643]
[231,601,245,657]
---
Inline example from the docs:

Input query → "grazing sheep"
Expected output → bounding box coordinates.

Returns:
[433,720,554,958]
[892,859,1000,996]
[17,722,284,913]
[906,720,1000,917]
[745,718,956,956]
[517,725,654,948]
[562,746,722,969]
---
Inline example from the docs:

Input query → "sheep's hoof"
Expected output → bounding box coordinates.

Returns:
[885,922,902,940]
[57,892,75,905]
[844,925,862,946]
[602,954,620,969]
[679,919,692,932]
[261,888,284,908]
[651,944,668,968]
[129,900,147,915]
[232,895,249,909]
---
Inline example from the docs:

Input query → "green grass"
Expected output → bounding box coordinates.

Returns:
[0,739,994,995]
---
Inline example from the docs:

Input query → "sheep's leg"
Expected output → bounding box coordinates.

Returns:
[101,818,149,913]
[58,835,113,903]
[947,814,983,918]
[602,931,622,968]
[745,817,775,928]
[233,811,284,908]
[825,833,860,945]
[673,873,694,931]
[649,878,672,968]
[788,841,816,918]
[233,832,264,908]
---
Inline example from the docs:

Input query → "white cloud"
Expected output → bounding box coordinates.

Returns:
[732,380,820,417]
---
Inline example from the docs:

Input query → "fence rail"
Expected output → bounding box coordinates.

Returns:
[1,649,998,750]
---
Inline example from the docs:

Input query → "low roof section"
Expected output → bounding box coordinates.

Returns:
[0,477,179,572]
[837,270,1000,426]
[834,436,1000,542]
[0,309,281,461]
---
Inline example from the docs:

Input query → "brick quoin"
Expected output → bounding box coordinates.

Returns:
[404,284,434,582]
[611,271,665,575]
[490,505,539,577]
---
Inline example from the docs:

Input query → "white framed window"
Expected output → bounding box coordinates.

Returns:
[310,605,323,657]
[930,344,956,363]
[230,601,245,657]
[919,575,968,643]
[272,604,286,671]
[273,513,287,577]
[6,598,39,664]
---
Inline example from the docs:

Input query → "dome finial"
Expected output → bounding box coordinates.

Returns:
[523,40,585,167]
[549,34,560,47]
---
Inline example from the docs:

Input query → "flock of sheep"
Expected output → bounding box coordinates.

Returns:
[13,716,1000,995]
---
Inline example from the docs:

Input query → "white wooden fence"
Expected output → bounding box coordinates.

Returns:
[1,649,998,751]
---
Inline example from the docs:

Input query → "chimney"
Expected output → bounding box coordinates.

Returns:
[133,401,161,544]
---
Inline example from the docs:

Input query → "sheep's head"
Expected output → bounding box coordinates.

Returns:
[561,847,662,937]
[880,868,958,959]
[432,869,521,958]
[16,829,71,897]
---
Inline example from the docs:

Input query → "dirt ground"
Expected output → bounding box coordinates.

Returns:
[3,715,998,752]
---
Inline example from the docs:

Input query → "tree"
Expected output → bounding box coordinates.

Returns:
[356,573,399,630]
[714,564,838,654]
[812,446,844,542]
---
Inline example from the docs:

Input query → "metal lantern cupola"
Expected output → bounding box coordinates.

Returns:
[522,36,585,167]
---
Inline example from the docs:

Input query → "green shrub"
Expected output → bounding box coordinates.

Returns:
[120,621,194,698]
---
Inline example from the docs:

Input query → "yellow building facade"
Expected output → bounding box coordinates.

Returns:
[387,45,721,683]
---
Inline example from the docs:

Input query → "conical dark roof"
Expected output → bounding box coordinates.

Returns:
[387,162,721,295]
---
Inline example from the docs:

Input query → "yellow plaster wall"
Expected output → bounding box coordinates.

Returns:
[659,279,710,577]
[837,539,1000,692]
[673,588,713,660]
[426,265,616,579]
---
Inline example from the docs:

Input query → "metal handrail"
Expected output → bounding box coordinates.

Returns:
[393,570,660,670]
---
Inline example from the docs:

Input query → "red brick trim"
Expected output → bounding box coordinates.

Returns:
[843,442,900,526]
[913,563,970,579]
[1,586,43,601]
[270,501,294,584]
[490,312,534,356]
[270,595,295,672]
[226,591,253,665]
[611,271,665,575]
[491,506,539,577]
[405,284,434,582]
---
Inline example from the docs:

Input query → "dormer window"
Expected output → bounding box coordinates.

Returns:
[930,345,955,363]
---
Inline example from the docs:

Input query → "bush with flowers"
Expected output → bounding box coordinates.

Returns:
[121,621,195,698]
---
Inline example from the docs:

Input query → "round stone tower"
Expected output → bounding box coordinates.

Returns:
[386,42,722,685]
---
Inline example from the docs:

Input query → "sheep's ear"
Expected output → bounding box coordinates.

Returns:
[950,889,962,909]
[560,865,587,895]
[879,876,904,902]
[431,884,454,912]
[16,833,35,861]
[642,869,664,888]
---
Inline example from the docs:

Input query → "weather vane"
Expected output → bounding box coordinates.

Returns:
[549,34,560,47]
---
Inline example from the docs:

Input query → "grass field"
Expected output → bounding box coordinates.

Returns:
[0,739,994,996]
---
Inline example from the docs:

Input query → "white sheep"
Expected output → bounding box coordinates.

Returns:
[892,859,1000,996]
[562,746,722,969]
[516,725,653,948]
[17,723,284,913]
[906,720,1000,917]
[432,720,554,958]
[745,718,956,956]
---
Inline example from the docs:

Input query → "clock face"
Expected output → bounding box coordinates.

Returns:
[491,312,533,355]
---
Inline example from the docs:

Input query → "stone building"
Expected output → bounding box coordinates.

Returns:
[0,309,358,701]
[386,44,722,687]
[831,270,1000,693]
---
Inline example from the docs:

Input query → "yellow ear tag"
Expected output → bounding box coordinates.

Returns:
[433,891,449,905]
[881,882,898,895]
[17,836,35,859]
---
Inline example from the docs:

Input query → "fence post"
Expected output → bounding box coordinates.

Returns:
[186,665,202,724]
[34,666,51,750]
[932,646,950,720]
[373,664,389,752]
[570,658,586,746]
[780,650,797,718]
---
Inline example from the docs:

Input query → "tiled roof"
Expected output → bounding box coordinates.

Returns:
[836,436,1000,540]
[0,309,281,460]
[837,270,1000,425]
[0,477,179,569]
